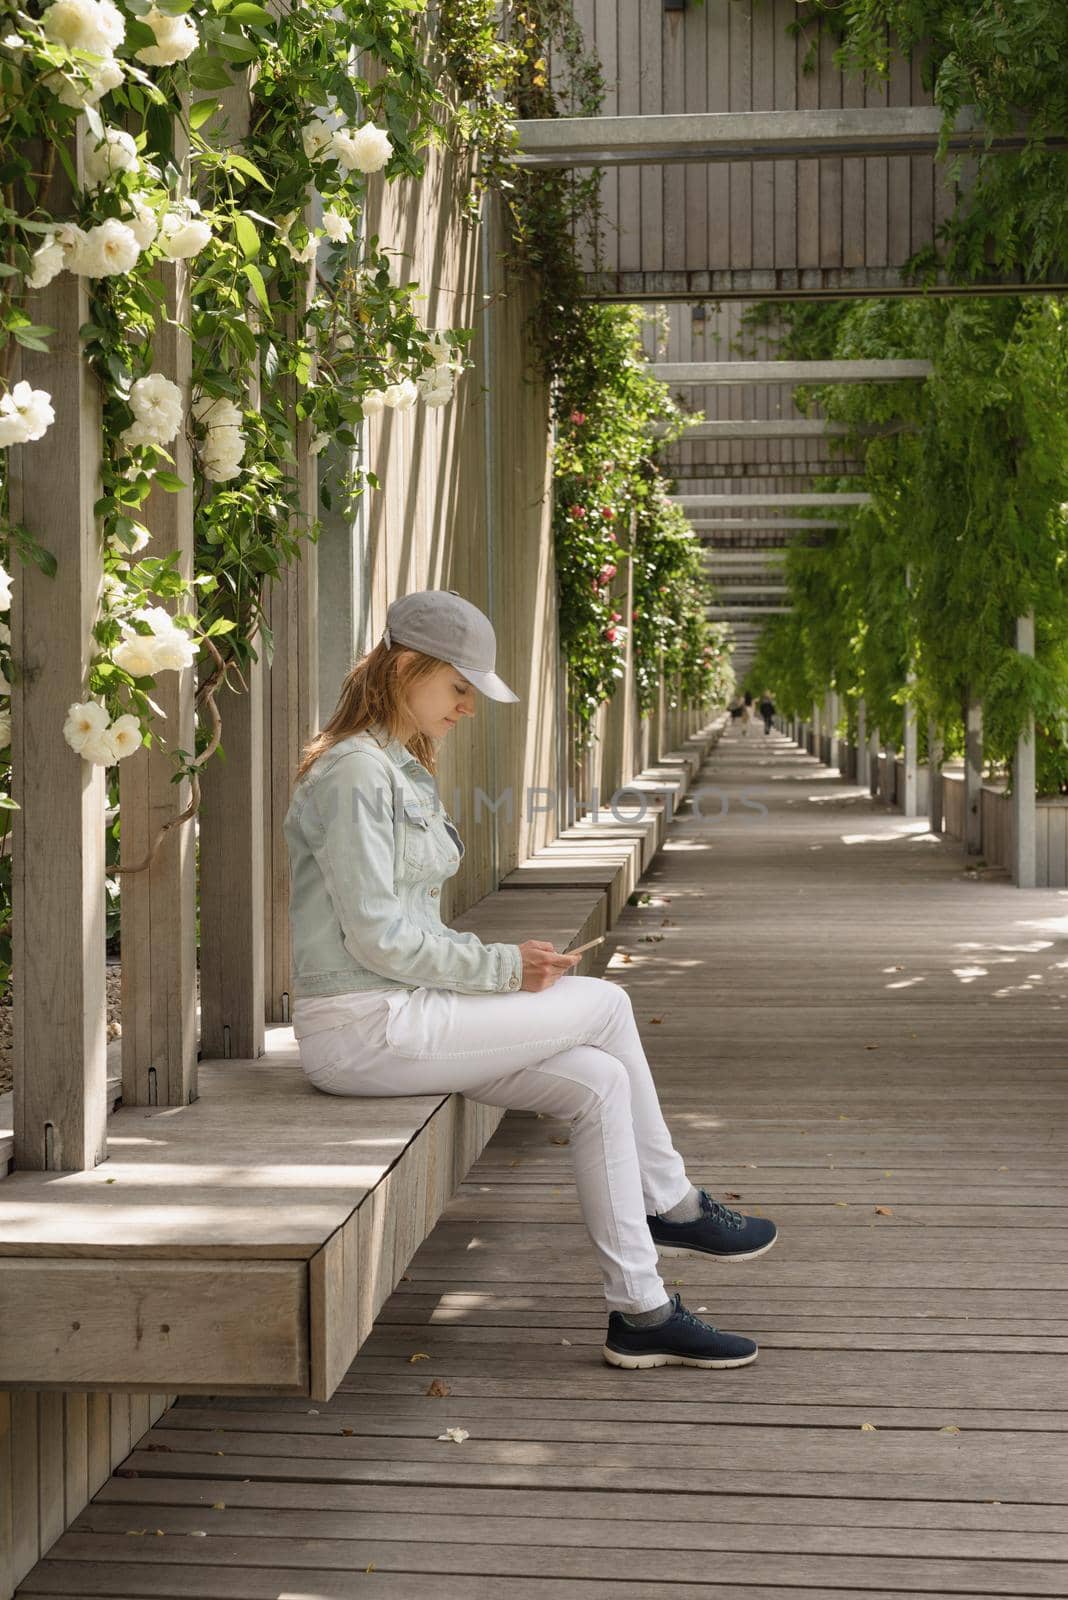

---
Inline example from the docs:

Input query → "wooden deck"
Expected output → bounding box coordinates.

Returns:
[18,727,1068,1598]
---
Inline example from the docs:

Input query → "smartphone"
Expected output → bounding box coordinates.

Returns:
[565,934,606,957]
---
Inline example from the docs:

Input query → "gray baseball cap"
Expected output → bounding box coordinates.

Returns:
[382,589,519,703]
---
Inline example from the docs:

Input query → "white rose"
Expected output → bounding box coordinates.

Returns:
[42,0,125,57]
[382,378,418,411]
[67,217,141,277]
[127,372,183,444]
[192,392,242,431]
[83,125,139,188]
[0,709,10,749]
[302,118,334,161]
[200,426,246,481]
[45,54,124,108]
[106,523,151,554]
[321,208,352,243]
[134,6,198,65]
[125,194,159,248]
[158,212,212,260]
[107,713,143,759]
[360,389,387,417]
[0,564,11,609]
[63,698,111,755]
[26,234,66,290]
[0,381,56,445]
[331,121,392,174]
[151,626,195,671]
[113,632,159,677]
[420,378,454,409]
[80,728,118,764]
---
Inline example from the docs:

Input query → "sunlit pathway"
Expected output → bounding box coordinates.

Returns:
[27,727,1068,1598]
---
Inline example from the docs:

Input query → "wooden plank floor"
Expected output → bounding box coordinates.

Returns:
[19,727,1068,1598]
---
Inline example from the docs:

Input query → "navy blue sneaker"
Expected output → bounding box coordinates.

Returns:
[603,1294,758,1369]
[648,1188,778,1261]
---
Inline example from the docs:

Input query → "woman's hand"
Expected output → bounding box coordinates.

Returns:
[517,939,583,991]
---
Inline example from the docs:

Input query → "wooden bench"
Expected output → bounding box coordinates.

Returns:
[0,725,721,1403]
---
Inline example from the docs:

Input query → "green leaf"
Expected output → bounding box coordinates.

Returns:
[189,97,221,130]
[151,471,188,492]
[227,1,273,22]
[233,213,259,260]
[225,152,270,187]
[242,260,269,312]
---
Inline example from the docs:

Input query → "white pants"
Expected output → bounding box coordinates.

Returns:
[292,974,692,1313]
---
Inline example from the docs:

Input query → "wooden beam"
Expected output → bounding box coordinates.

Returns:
[9,130,107,1173]
[651,360,931,384]
[708,606,793,617]
[676,492,871,507]
[692,519,843,531]
[511,107,1059,168]
[650,418,905,439]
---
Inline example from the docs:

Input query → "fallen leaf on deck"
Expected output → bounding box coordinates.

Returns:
[438,1427,470,1443]
[860,1422,878,1432]
[837,1114,850,1121]
[560,1338,572,1347]
[864,1044,879,1051]
[550,1136,570,1146]
[939,1425,961,1435]
[620,952,632,962]
[189,1531,207,1538]
[874,1206,893,1216]
[884,1170,893,1177]
[724,1192,742,1201]
[401,1273,412,1281]
[648,1016,664,1024]
[697,1306,708,1313]
[408,1352,430,1363]
[211,1503,225,1511]
[340,1427,355,1436]
[125,1530,147,1536]
[426,1378,450,1397]
[834,1201,849,1208]
[307,1409,319,1415]
[366,1564,376,1573]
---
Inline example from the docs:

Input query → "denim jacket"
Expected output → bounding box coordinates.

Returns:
[283,725,524,998]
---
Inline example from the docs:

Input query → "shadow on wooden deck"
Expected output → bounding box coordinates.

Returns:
[19,727,1068,1599]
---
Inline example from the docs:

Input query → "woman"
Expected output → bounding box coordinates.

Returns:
[283,589,777,1370]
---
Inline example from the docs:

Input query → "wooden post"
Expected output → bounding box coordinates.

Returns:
[9,131,107,1171]
[118,254,198,1108]
[856,696,868,786]
[964,696,983,856]
[902,685,919,816]
[1012,613,1036,888]
[264,278,319,1026]
[869,725,881,798]
[928,718,944,836]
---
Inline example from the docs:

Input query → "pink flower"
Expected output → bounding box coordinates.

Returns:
[569,410,586,424]
[598,563,617,584]
[604,627,618,643]
[632,608,640,620]
[570,504,586,519]
[606,531,617,543]
[602,507,615,520]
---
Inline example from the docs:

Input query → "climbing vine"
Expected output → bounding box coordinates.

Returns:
[790,0,1068,285]
[436,2,727,748]
[745,295,1068,795]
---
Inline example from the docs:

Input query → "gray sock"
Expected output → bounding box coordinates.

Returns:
[619,1297,675,1328]
[657,1184,704,1224]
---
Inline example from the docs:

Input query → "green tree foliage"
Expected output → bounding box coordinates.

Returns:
[793,0,1068,283]
[747,296,1068,794]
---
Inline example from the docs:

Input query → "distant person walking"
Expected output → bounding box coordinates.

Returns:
[759,689,775,735]
[728,694,745,730]
[741,689,754,736]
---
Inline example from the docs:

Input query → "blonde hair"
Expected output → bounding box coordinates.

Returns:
[294,639,446,785]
